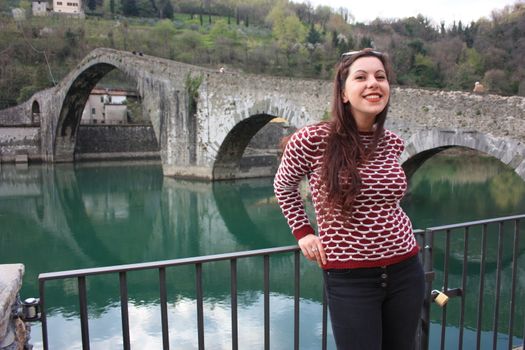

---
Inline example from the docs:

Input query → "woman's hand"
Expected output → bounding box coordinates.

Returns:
[298,234,327,267]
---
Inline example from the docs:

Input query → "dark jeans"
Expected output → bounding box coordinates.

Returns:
[323,255,425,350]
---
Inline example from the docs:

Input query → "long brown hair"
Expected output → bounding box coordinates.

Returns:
[322,49,392,211]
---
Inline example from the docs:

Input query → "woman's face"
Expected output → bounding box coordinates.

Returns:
[341,56,390,132]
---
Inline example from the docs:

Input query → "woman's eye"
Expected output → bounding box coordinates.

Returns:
[376,75,386,80]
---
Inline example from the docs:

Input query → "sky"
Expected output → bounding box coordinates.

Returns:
[295,0,523,26]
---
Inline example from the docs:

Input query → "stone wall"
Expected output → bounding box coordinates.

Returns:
[0,104,32,126]
[0,264,26,350]
[74,124,160,161]
[387,87,525,142]
[0,127,41,163]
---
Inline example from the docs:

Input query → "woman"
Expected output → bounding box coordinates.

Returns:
[273,49,424,350]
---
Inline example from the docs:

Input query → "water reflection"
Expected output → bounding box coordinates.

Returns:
[0,150,524,349]
[403,149,525,227]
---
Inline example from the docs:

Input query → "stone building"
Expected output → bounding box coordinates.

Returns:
[81,87,137,125]
[52,0,82,14]
[32,1,50,16]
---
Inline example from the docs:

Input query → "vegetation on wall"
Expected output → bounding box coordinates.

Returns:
[0,0,524,109]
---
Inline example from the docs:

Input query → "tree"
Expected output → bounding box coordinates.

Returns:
[483,69,508,94]
[153,20,176,58]
[87,0,97,11]
[273,14,307,51]
[176,30,206,64]
[307,23,321,44]
[411,54,443,88]
[122,0,139,16]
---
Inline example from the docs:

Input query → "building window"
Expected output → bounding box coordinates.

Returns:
[57,1,62,4]
[91,108,96,115]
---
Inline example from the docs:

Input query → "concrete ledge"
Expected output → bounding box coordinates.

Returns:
[14,155,28,164]
[0,264,24,348]
[75,151,160,162]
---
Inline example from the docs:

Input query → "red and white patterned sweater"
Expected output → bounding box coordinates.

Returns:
[274,123,418,269]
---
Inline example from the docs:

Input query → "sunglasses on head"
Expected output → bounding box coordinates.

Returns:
[340,50,383,59]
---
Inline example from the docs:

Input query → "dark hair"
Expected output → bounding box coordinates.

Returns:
[321,48,392,212]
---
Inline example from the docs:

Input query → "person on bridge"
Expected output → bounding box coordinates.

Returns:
[274,48,424,350]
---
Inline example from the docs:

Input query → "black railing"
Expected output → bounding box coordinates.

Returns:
[422,214,525,350]
[39,246,307,350]
[37,214,525,350]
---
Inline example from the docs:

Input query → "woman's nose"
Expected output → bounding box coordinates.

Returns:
[367,77,379,88]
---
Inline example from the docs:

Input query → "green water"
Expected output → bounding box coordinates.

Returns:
[1,151,525,349]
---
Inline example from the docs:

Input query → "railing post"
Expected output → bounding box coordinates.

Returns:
[159,267,170,349]
[293,250,300,350]
[230,259,238,350]
[439,229,451,350]
[195,263,205,350]
[492,222,505,349]
[458,227,470,350]
[263,254,270,350]
[475,224,488,349]
[119,271,130,350]
[508,219,521,350]
[420,229,434,350]
[322,282,328,350]
[39,279,49,350]
[78,276,90,350]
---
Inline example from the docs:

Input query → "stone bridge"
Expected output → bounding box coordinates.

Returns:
[0,48,524,181]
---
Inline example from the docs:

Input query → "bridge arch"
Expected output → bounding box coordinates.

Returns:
[213,113,281,180]
[52,49,179,165]
[209,92,315,180]
[401,129,525,182]
[54,62,117,161]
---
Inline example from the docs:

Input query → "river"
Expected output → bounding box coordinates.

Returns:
[1,149,524,349]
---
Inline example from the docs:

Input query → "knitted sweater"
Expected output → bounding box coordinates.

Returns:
[273,123,418,269]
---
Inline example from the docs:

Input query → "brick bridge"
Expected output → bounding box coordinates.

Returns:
[0,48,524,181]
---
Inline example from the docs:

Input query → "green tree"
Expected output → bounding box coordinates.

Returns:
[483,69,508,94]
[307,23,321,44]
[272,14,307,60]
[87,0,97,11]
[153,19,176,58]
[176,30,206,64]
[122,0,139,16]
[411,53,443,87]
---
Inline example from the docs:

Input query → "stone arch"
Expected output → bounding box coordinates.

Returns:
[54,62,117,161]
[210,94,314,180]
[213,114,286,180]
[401,129,525,182]
[31,100,40,125]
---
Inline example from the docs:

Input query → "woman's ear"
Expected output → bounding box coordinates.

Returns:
[341,90,349,103]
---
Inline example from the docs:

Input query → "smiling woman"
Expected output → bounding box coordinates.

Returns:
[274,49,424,349]
[341,55,390,131]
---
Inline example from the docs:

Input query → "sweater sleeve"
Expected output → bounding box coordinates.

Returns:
[273,127,316,240]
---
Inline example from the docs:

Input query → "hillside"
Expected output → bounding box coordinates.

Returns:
[0,0,524,109]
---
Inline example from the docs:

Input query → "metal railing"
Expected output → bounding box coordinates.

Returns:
[36,214,525,350]
[38,246,310,350]
[421,214,525,350]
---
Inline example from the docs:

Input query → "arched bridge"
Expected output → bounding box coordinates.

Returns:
[1,48,524,181]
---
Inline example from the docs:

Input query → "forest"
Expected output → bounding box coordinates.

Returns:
[0,0,524,109]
